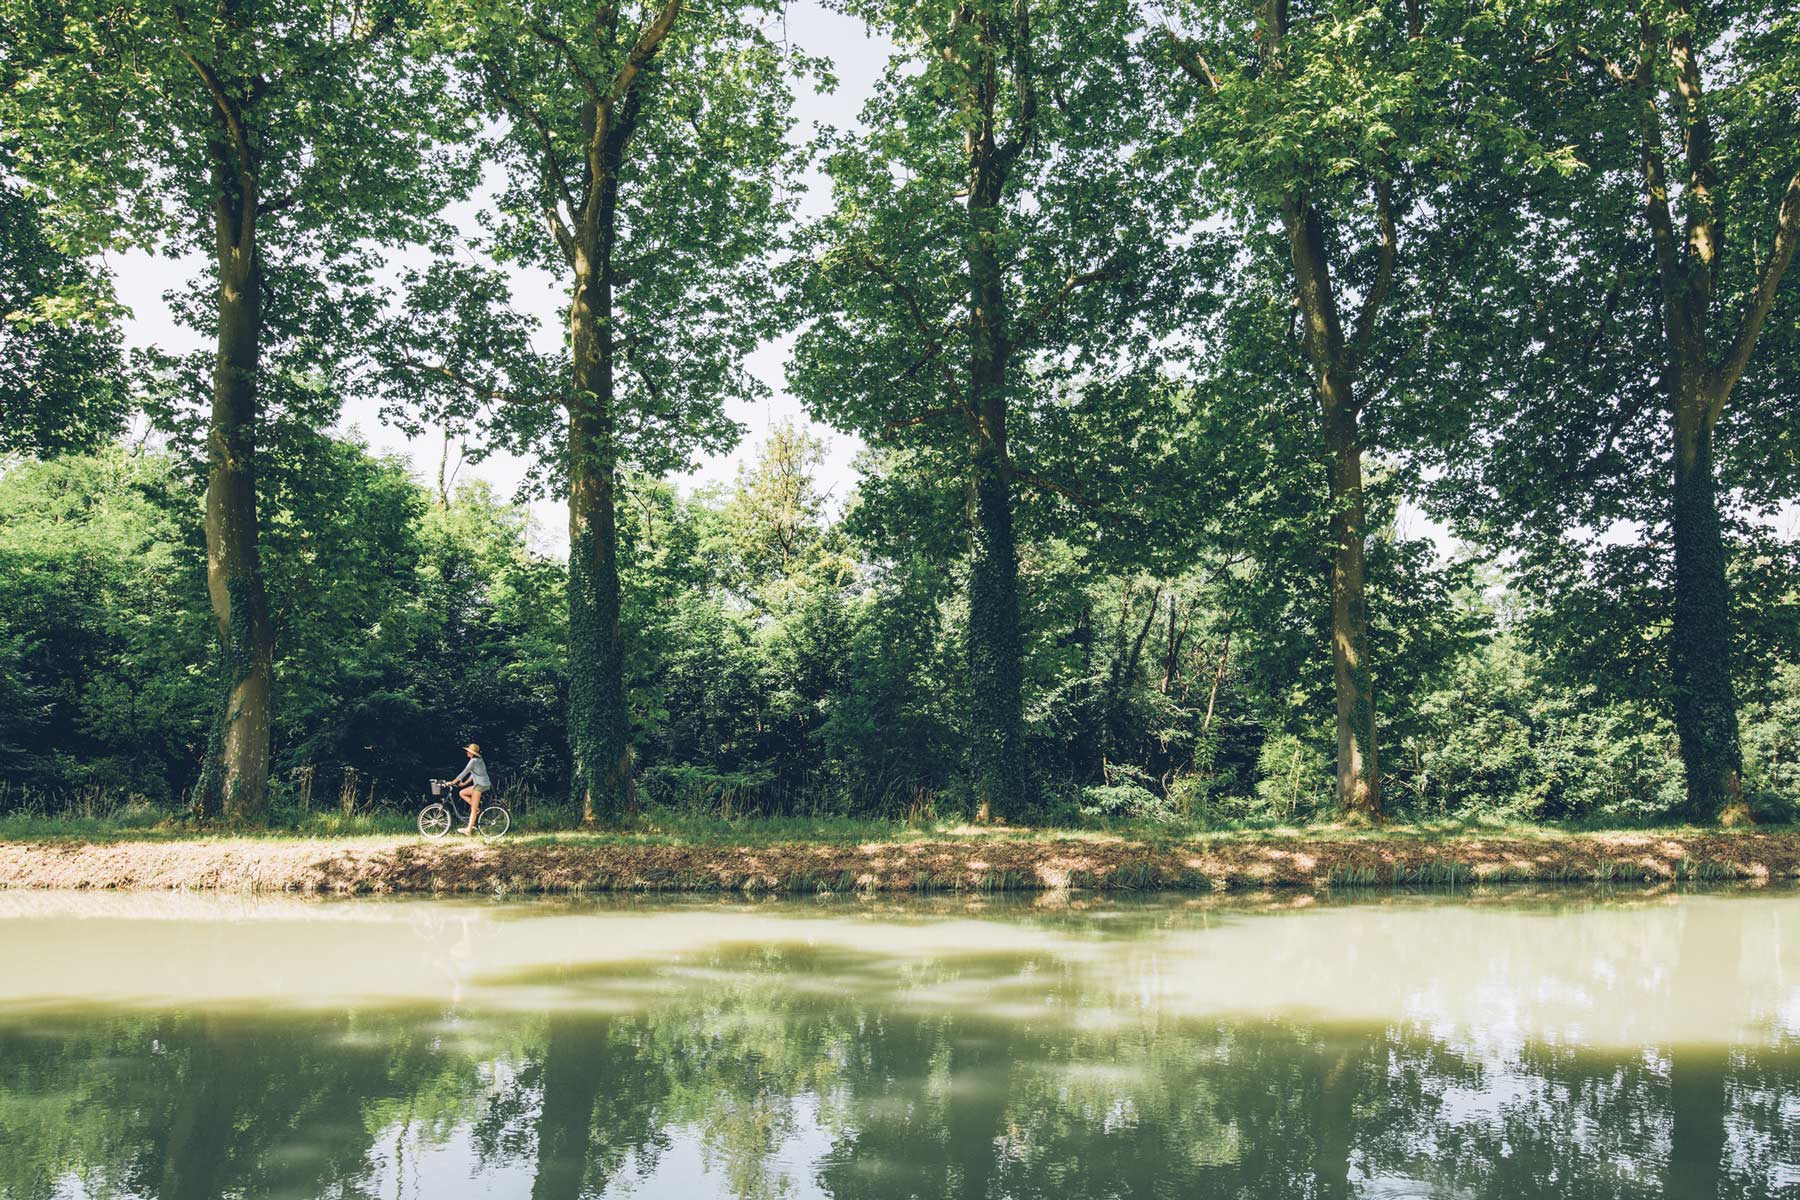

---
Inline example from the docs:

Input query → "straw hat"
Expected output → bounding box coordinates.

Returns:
[464,742,481,755]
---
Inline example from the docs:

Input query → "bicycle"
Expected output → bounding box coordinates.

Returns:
[418,778,510,839]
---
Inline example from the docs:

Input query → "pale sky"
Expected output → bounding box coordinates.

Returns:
[108,1,892,556]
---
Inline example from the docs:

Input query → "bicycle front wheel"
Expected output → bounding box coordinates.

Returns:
[476,805,510,840]
[418,803,452,838]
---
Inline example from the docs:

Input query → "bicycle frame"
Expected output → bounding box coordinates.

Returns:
[431,779,483,822]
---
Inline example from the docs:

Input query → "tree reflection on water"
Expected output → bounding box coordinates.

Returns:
[2,945,1796,1199]
[3,892,1799,1199]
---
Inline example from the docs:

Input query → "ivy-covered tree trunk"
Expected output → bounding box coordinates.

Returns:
[1669,393,1744,821]
[964,120,1027,823]
[967,434,1024,821]
[567,178,632,826]
[198,177,275,823]
[1621,3,1800,821]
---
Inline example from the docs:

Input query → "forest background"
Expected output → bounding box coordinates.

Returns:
[1,0,1796,833]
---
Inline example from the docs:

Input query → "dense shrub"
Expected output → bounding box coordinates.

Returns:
[2,434,1795,826]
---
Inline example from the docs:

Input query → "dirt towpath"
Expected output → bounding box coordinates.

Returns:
[4,829,1799,894]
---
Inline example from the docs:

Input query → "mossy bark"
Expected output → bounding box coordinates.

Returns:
[567,169,632,827]
[197,142,274,824]
[567,396,629,826]
[963,72,1029,823]
[1669,395,1743,821]
[968,438,1025,821]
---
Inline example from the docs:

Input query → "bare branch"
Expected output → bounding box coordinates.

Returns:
[1163,29,1221,94]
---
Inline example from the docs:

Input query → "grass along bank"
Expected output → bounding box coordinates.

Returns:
[3,822,1800,894]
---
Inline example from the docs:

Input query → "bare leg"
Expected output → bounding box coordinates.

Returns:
[461,786,481,833]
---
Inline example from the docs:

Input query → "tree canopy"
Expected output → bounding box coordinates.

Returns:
[0,0,1796,829]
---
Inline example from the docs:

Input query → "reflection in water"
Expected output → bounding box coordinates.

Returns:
[1,889,1797,1199]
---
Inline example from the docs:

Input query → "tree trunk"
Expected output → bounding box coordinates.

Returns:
[968,433,1025,821]
[1669,391,1745,822]
[567,238,631,826]
[1323,398,1379,818]
[1201,611,1231,735]
[965,181,1027,822]
[198,194,273,823]
[1283,193,1381,820]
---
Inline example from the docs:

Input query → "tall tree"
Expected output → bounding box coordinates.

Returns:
[1507,0,1798,821]
[391,0,802,823]
[1161,0,1547,817]
[790,0,1176,821]
[1419,0,1800,822]
[1,0,466,819]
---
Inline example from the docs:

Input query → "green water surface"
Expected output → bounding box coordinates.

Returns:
[1,887,1796,1199]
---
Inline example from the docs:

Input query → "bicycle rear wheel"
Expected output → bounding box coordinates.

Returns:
[418,803,452,838]
[476,805,509,839]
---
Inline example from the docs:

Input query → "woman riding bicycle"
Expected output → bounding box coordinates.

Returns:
[449,742,491,835]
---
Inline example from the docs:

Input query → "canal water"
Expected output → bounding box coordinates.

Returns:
[1,887,1796,1198]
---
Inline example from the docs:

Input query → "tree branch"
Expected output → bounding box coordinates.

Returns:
[607,0,680,105]
[533,24,602,104]
[395,354,564,410]
[1000,457,1094,508]
[881,404,968,440]
[1667,10,1719,308]
[1567,40,1631,86]
[1162,29,1220,94]
[576,0,680,223]
[1021,261,1129,338]
[858,252,964,402]
[1711,164,1800,408]
[1349,175,1397,363]
[994,0,1037,170]
[169,6,251,173]
[1627,25,1708,375]
[482,61,580,252]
